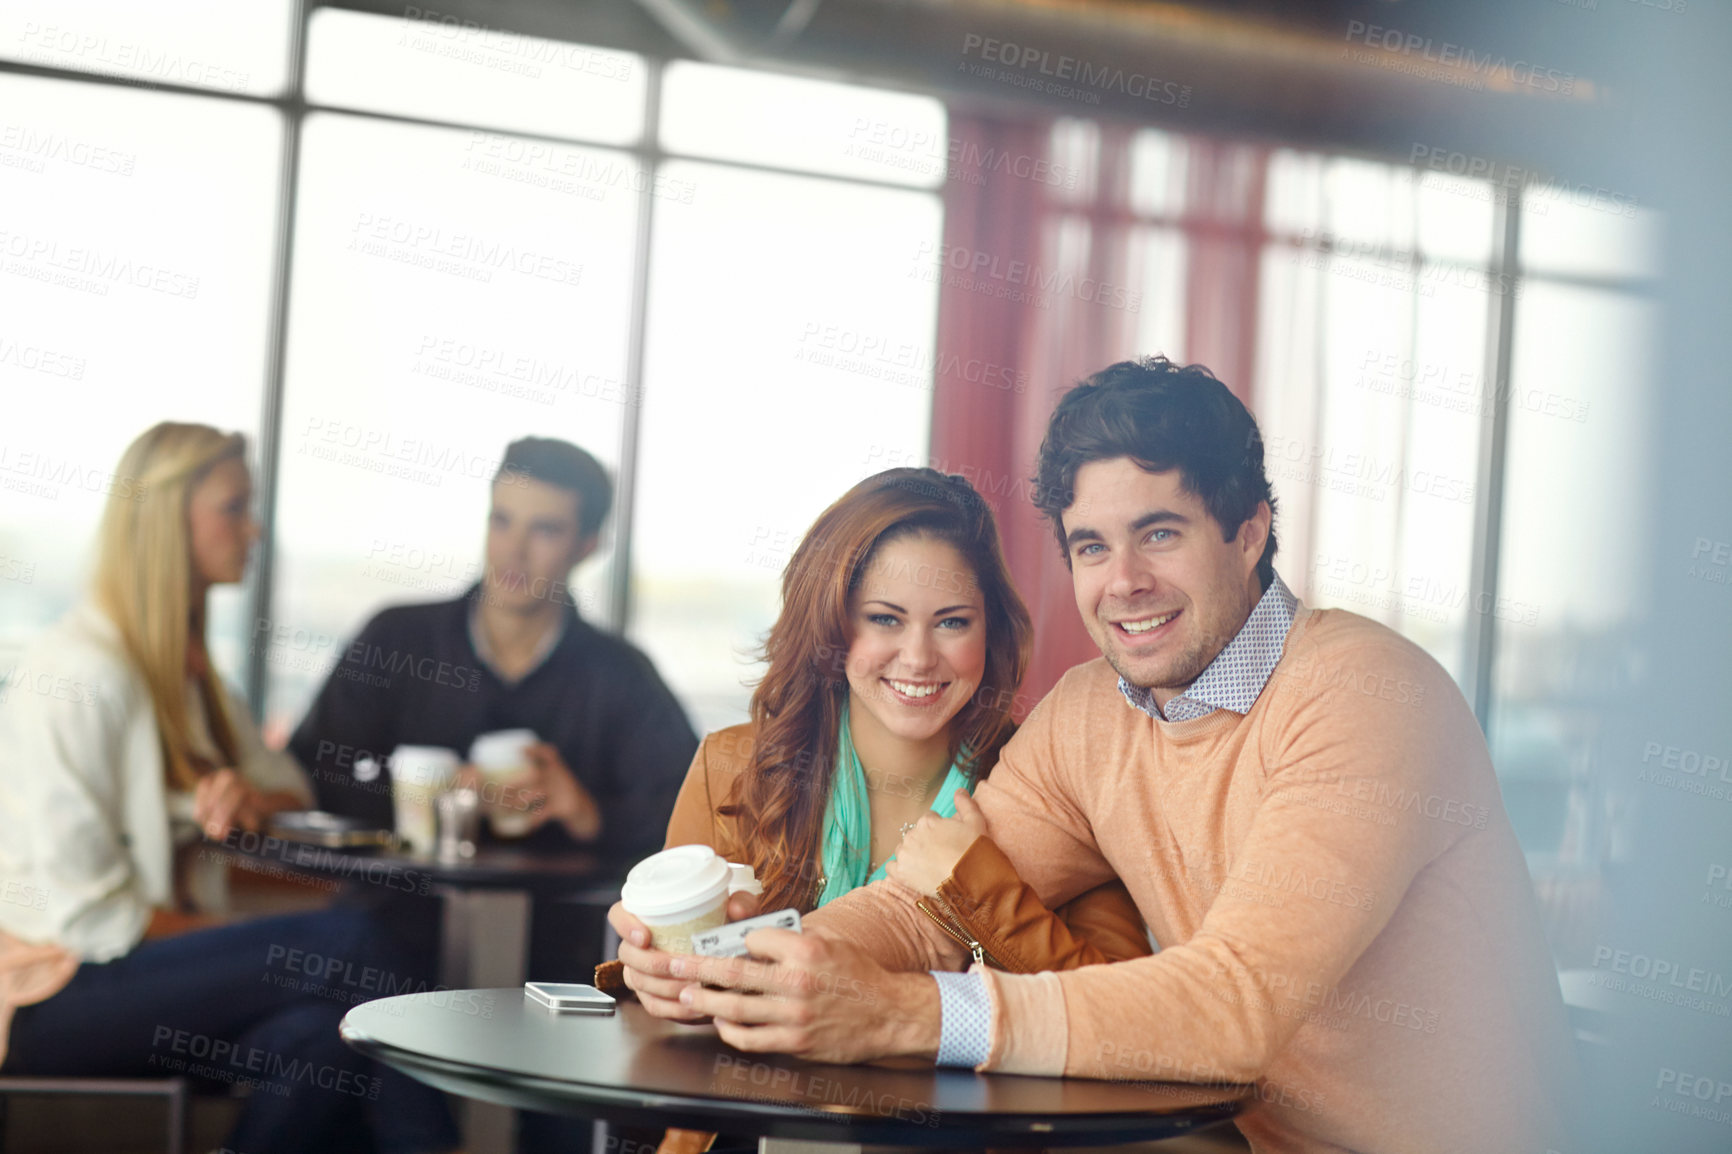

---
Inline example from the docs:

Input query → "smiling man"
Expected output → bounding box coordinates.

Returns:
[611,358,1578,1154]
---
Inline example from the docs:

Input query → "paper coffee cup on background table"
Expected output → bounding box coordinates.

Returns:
[389,745,460,855]
[469,728,539,838]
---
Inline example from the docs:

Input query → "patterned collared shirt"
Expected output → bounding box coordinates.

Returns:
[933,571,1298,1069]
[1117,572,1298,722]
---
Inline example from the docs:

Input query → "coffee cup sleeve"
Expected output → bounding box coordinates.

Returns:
[593,959,631,998]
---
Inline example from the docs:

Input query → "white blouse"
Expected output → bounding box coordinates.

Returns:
[0,603,311,961]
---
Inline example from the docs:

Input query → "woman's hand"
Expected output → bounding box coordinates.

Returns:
[195,768,265,840]
[194,768,301,842]
[607,891,762,1021]
[884,789,986,897]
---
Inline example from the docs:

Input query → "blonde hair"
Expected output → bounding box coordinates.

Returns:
[91,422,248,792]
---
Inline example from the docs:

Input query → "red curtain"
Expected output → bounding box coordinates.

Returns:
[1182,141,1268,408]
[929,113,1268,710]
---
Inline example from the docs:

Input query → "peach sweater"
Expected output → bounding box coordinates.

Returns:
[811,607,1578,1154]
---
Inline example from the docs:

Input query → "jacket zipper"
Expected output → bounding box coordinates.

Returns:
[917,895,1009,970]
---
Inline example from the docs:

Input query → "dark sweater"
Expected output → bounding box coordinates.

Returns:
[287,589,697,864]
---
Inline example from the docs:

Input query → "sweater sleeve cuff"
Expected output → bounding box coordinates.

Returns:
[932,970,992,1068]
[979,967,1069,1076]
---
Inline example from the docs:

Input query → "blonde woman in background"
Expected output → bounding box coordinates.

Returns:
[0,423,458,1154]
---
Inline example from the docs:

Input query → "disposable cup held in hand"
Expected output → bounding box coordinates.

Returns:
[389,745,460,855]
[469,728,539,838]
[620,845,765,955]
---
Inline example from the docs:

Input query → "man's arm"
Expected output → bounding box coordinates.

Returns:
[974,640,1475,1080]
[286,614,400,826]
[586,646,699,861]
[806,683,1117,973]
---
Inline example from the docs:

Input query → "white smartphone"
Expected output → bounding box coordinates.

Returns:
[524,982,617,1014]
[691,908,802,958]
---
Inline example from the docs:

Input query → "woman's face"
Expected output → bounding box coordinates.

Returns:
[187,456,257,588]
[844,534,988,751]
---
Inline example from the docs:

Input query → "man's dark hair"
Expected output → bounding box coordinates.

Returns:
[496,437,614,539]
[1032,356,1279,589]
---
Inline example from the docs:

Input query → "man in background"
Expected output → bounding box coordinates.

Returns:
[291,435,696,865]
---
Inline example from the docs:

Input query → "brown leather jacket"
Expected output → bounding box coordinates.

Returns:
[596,723,1149,993]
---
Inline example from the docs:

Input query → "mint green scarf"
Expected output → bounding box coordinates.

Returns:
[815,700,973,908]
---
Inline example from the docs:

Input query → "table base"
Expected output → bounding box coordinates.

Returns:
[439,888,530,1154]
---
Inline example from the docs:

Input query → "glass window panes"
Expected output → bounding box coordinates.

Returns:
[1047,117,1100,206]
[1254,152,1488,683]
[305,8,645,145]
[1321,157,1414,254]
[659,61,944,187]
[1489,284,1656,862]
[0,74,280,682]
[0,0,293,95]
[1498,284,1656,631]
[1128,129,1188,218]
[1519,181,1661,281]
[263,112,639,736]
[630,159,941,733]
[1412,170,1496,265]
[1128,226,1188,358]
[1265,148,1324,237]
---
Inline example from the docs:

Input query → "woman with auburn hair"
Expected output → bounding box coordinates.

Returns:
[0,423,457,1154]
[601,469,1150,1150]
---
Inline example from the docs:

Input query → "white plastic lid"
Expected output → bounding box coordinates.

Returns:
[622,845,731,918]
[389,745,460,786]
[469,729,538,768]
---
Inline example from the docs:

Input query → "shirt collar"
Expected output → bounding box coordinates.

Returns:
[1118,572,1298,723]
[467,595,570,686]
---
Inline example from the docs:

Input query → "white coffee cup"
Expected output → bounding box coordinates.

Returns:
[469,728,539,838]
[620,845,765,955]
[389,745,460,855]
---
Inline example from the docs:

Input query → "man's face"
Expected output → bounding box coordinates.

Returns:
[1062,457,1269,708]
[483,476,596,612]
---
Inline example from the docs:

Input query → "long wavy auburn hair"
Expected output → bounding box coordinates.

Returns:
[722,468,1033,912]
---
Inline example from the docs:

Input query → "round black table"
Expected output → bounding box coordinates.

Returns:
[340,991,1251,1148]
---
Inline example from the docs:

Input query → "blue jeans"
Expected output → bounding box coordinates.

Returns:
[4,907,459,1154]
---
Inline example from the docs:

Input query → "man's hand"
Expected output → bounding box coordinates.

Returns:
[885,789,986,898]
[668,931,942,1064]
[608,891,763,1021]
[515,742,602,841]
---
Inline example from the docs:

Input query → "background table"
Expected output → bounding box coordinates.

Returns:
[223,836,623,1152]
[341,991,1251,1151]
[220,836,618,984]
